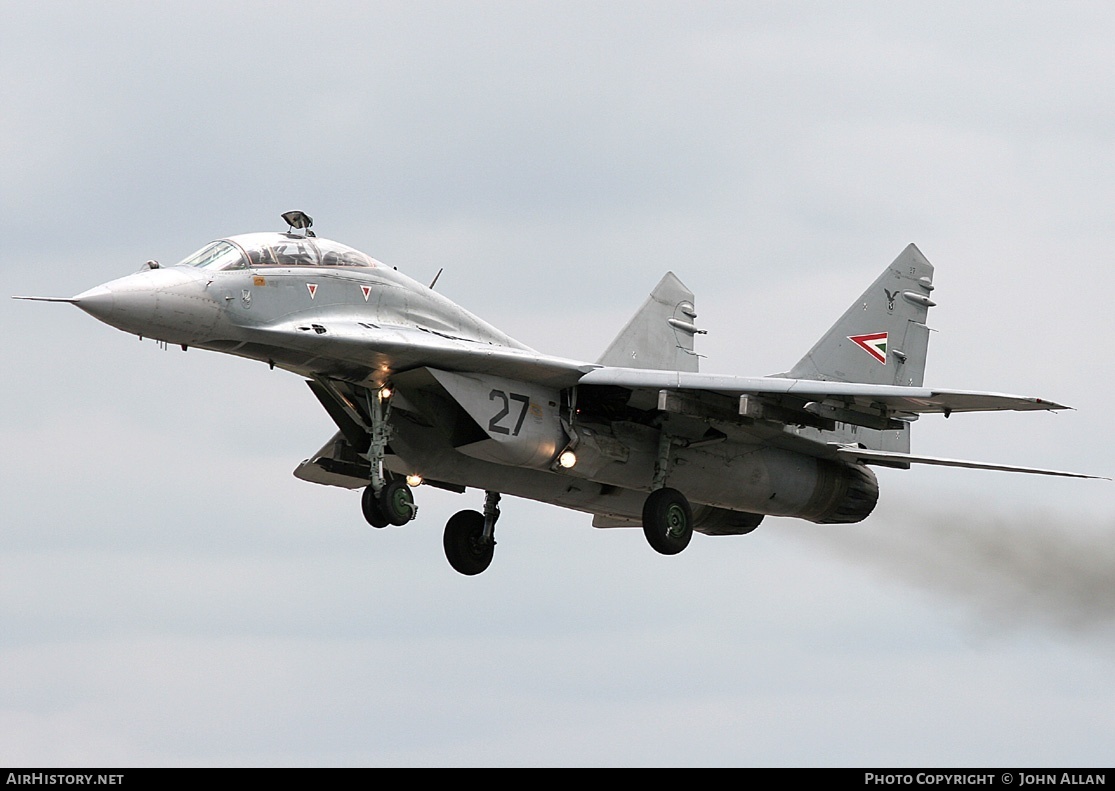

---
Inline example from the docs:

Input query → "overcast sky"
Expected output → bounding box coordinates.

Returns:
[2,1,1113,767]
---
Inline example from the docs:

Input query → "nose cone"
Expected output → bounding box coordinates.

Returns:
[71,268,221,341]
[72,272,160,332]
[72,284,116,323]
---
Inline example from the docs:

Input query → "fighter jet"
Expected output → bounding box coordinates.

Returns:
[15,211,1104,575]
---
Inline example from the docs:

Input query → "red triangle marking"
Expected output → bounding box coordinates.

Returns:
[361,285,371,301]
[306,283,318,299]
[848,331,888,365]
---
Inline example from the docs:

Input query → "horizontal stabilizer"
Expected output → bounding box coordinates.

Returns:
[834,446,1107,479]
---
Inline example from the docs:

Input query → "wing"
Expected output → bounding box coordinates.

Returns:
[576,366,1104,479]
[577,367,1069,415]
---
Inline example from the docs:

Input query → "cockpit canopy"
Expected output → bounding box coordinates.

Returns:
[177,233,379,271]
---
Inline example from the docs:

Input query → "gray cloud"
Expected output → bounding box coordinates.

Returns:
[3,0,1113,767]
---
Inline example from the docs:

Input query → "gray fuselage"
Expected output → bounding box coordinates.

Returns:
[70,232,877,530]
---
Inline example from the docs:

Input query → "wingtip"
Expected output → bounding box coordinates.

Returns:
[1035,398,1073,411]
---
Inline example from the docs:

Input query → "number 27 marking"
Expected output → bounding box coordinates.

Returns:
[489,389,530,436]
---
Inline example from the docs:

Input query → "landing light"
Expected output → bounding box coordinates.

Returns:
[379,385,393,400]
[558,450,577,469]
[406,474,424,488]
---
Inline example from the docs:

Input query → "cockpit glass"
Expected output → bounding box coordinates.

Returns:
[254,238,320,267]
[178,241,247,271]
[235,235,376,268]
[199,234,380,270]
[314,239,376,268]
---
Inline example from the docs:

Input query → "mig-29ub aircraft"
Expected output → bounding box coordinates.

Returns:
[15,211,1104,575]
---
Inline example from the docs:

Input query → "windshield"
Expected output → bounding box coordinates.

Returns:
[177,241,247,271]
[181,234,380,271]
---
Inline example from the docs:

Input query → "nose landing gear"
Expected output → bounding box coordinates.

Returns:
[361,483,390,528]
[379,478,417,525]
[361,477,417,528]
[357,382,417,528]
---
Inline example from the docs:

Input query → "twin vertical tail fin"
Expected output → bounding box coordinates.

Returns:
[597,248,935,384]
[782,244,936,455]
[787,243,935,387]
[597,271,702,373]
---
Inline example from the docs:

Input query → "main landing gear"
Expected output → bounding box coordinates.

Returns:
[443,491,500,576]
[641,427,693,555]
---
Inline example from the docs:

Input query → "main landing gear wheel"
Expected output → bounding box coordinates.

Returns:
[443,509,494,576]
[642,487,693,555]
[361,484,389,528]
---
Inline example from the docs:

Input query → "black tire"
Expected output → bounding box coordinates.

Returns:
[379,478,416,526]
[443,509,494,576]
[361,484,389,528]
[642,487,693,555]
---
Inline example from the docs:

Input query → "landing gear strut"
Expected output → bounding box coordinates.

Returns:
[444,491,499,575]
[359,384,416,528]
[641,426,693,555]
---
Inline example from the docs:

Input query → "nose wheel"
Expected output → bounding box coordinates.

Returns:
[379,478,416,525]
[361,484,389,527]
[361,478,416,528]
